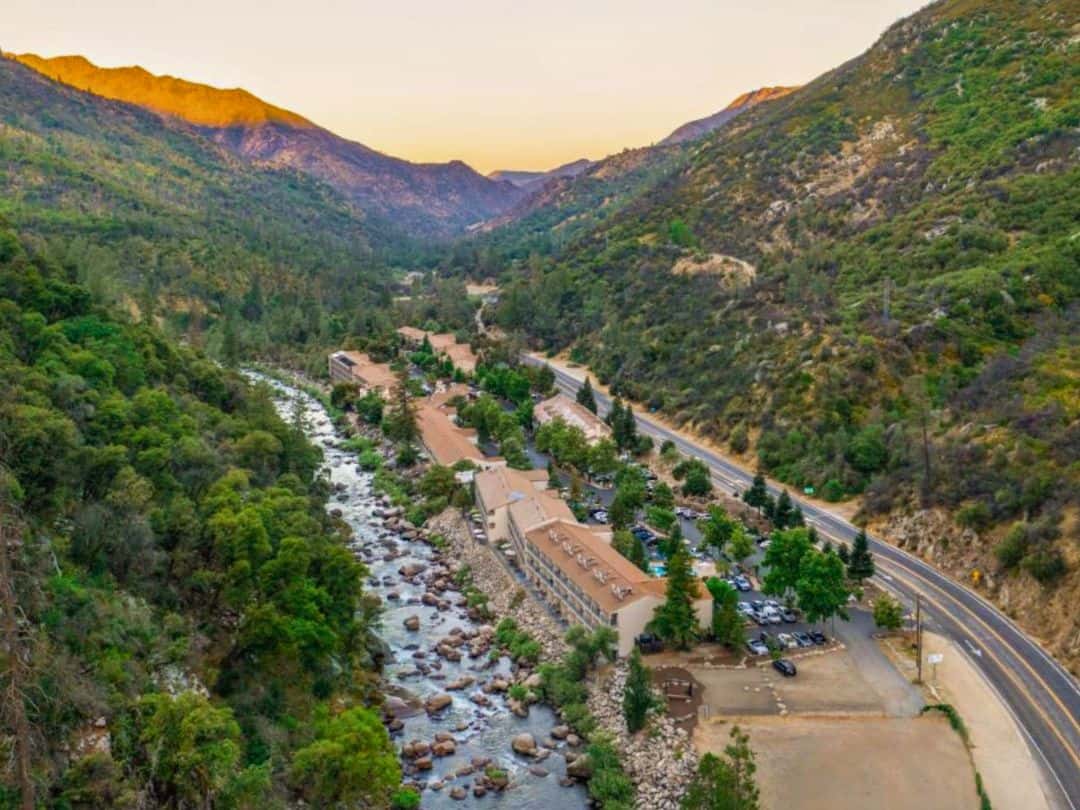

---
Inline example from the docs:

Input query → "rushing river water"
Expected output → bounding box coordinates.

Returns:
[256,374,589,809]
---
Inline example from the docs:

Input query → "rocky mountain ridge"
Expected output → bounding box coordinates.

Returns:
[11,51,524,237]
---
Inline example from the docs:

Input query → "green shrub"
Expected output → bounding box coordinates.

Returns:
[994,523,1028,569]
[1021,550,1067,585]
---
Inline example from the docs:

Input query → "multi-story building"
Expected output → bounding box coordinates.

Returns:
[534,393,611,444]
[327,351,397,397]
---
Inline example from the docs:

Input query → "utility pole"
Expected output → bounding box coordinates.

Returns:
[0,512,34,810]
[914,593,923,685]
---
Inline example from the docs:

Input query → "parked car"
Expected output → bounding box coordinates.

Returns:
[737,602,755,616]
[781,609,799,623]
[746,639,769,656]
[773,659,797,677]
[777,633,798,649]
[755,631,772,646]
[763,608,782,625]
[809,630,828,645]
[733,575,752,592]
[631,527,655,543]
[591,510,609,524]
[636,633,664,654]
[753,610,771,627]
[792,631,814,648]
[751,600,766,612]
[764,599,780,610]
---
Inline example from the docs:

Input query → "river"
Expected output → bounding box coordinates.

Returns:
[256,374,589,809]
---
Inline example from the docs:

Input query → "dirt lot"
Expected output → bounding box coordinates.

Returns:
[882,631,1055,810]
[696,715,978,810]
[688,647,894,717]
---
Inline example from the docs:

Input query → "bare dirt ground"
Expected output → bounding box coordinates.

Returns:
[696,714,978,810]
[880,631,1055,810]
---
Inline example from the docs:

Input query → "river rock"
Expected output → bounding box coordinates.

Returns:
[403,615,420,631]
[566,754,591,780]
[450,786,467,800]
[550,725,569,740]
[414,756,433,771]
[433,740,456,757]
[511,733,537,756]
[425,694,452,714]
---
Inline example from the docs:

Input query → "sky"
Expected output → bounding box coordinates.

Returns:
[6,0,930,173]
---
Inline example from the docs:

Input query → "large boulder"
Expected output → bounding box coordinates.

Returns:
[511,733,537,756]
[425,693,453,714]
[566,754,592,781]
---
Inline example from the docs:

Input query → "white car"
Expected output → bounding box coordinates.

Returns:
[777,633,798,649]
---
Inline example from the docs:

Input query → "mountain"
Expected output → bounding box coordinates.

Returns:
[13,53,524,237]
[0,52,390,357]
[484,0,1080,663]
[489,158,595,194]
[659,86,796,145]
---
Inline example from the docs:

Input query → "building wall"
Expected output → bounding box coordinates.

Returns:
[613,595,664,657]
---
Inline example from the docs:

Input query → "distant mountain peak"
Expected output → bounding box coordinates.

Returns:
[12,52,314,129]
[11,51,522,237]
[488,158,595,193]
[660,85,797,146]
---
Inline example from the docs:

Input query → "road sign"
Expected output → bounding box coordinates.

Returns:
[927,653,944,664]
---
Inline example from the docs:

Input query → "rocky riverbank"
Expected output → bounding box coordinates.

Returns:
[254,372,591,808]
[586,662,700,810]
[422,498,701,809]
[426,510,567,661]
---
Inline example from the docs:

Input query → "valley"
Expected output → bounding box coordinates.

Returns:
[0,0,1077,808]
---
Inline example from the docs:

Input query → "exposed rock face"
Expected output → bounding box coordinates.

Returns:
[879,508,1080,673]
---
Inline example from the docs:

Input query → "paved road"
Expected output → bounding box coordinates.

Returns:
[527,357,1080,810]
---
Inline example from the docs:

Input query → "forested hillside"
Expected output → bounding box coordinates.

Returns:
[486,0,1079,587]
[13,53,525,239]
[0,224,399,807]
[0,54,394,362]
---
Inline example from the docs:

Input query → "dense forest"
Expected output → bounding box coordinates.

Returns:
[0,223,400,808]
[0,53,402,368]
[465,0,1079,569]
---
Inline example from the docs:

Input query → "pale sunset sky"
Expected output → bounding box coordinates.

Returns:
[6,0,929,173]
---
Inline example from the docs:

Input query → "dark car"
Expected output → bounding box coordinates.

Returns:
[636,633,664,654]
[631,527,656,543]
[809,630,827,645]
[781,609,799,623]
[772,659,797,677]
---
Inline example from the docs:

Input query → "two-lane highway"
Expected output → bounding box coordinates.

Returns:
[528,356,1080,810]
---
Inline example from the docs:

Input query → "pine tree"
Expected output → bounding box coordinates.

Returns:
[622,648,656,733]
[577,377,598,414]
[706,578,742,648]
[847,529,875,584]
[383,372,418,445]
[743,473,769,513]
[682,726,760,810]
[629,536,649,572]
[647,544,700,650]
[837,543,851,566]
[773,490,794,529]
